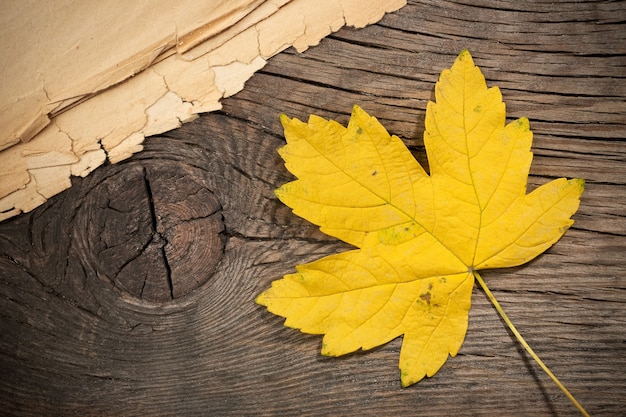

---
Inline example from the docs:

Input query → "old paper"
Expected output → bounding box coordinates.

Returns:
[0,0,406,221]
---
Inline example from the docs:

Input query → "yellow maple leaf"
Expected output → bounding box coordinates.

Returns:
[257,50,584,388]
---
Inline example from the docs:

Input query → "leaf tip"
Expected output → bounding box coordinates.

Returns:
[279,113,291,126]
[400,370,422,388]
[458,49,471,58]
[255,290,269,307]
[451,50,480,80]
[574,178,586,191]
[274,184,289,203]
[456,49,475,66]
[350,104,370,123]
[514,117,531,131]
[565,178,585,199]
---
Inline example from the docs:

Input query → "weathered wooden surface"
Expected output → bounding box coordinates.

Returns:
[1,1,625,415]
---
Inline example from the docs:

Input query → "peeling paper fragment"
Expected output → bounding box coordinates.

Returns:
[0,0,406,222]
[108,133,146,165]
[213,57,268,97]
[71,149,107,178]
[144,91,197,137]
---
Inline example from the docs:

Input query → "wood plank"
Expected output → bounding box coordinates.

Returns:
[0,0,625,415]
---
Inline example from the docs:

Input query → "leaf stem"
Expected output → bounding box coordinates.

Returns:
[472,271,589,417]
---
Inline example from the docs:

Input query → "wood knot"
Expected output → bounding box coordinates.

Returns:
[75,161,225,304]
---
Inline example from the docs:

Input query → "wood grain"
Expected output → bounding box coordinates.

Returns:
[1,1,625,415]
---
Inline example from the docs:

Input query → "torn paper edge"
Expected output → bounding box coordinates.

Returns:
[0,0,406,222]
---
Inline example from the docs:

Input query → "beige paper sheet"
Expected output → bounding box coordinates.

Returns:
[0,0,406,221]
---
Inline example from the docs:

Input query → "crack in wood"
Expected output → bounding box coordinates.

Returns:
[142,167,174,299]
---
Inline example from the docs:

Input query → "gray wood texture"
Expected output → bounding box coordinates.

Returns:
[1,1,625,415]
